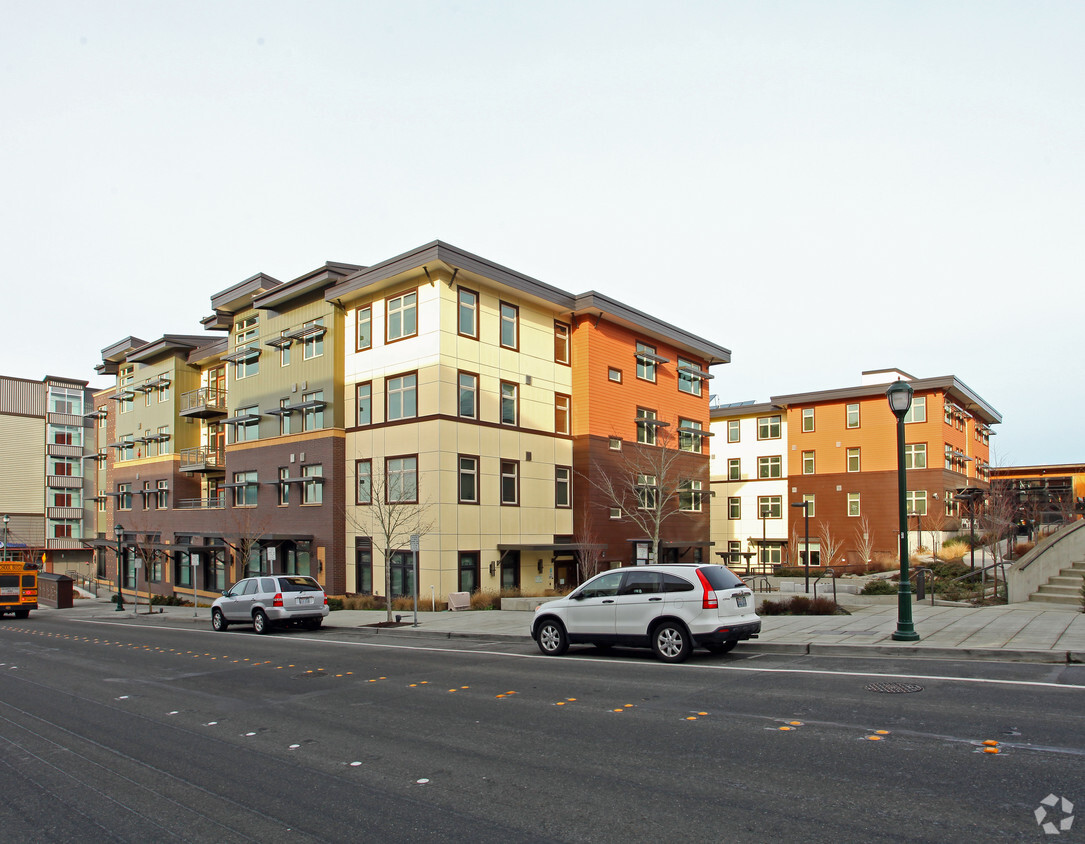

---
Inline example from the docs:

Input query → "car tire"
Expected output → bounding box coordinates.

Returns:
[253,609,272,634]
[706,641,737,655]
[535,619,568,656]
[211,608,229,632]
[651,621,692,663]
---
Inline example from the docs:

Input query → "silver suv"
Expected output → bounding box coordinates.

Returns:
[531,564,760,663]
[211,575,329,634]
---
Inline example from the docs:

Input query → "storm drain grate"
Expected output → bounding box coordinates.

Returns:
[866,682,923,694]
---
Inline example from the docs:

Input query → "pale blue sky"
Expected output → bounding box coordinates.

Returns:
[2,1,1081,464]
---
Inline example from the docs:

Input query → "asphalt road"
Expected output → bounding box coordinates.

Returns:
[1,614,1083,843]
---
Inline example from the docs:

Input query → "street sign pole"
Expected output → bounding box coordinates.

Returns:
[410,534,420,627]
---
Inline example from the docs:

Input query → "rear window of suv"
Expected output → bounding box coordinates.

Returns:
[697,565,745,591]
[276,577,322,592]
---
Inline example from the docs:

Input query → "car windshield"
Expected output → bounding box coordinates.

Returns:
[697,565,746,591]
[277,576,322,592]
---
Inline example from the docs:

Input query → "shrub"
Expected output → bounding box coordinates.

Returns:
[470,590,499,610]
[861,578,898,596]
[866,552,900,573]
[1012,542,1035,559]
[327,597,344,611]
[150,594,186,606]
[759,596,843,615]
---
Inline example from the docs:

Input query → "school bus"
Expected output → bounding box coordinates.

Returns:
[0,561,37,618]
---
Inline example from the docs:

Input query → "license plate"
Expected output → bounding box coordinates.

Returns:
[736,595,747,608]
[297,596,312,605]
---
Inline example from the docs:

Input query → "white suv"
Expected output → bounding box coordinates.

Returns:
[530,564,760,663]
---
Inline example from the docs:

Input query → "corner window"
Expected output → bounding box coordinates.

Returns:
[458,288,478,338]
[678,419,703,452]
[386,456,418,503]
[387,374,418,421]
[458,456,479,504]
[356,382,372,426]
[677,358,702,396]
[386,291,418,342]
[499,302,519,350]
[906,489,927,516]
[555,394,571,435]
[904,443,927,469]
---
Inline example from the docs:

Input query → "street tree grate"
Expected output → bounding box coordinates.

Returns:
[866,682,923,694]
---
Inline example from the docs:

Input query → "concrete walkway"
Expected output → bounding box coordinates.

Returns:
[48,593,1085,663]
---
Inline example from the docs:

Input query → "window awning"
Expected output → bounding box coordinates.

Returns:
[635,350,670,364]
[677,364,714,380]
[222,413,261,425]
[677,425,714,436]
[222,345,261,363]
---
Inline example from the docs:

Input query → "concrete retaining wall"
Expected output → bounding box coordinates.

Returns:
[1007,520,1085,603]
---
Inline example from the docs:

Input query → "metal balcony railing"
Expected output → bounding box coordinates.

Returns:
[179,446,226,471]
[179,387,228,417]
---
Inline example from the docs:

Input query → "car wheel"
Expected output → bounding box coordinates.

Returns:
[536,619,568,656]
[253,609,272,634]
[211,608,229,632]
[706,641,737,655]
[651,621,692,663]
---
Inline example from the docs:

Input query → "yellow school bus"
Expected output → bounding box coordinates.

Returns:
[0,561,37,618]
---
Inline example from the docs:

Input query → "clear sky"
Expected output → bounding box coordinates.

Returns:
[2,1,1081,466]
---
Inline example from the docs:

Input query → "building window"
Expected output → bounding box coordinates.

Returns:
[386,456,418,503]
[802,493,815,518]
[610,507,622,520]
[356,305,372,351]
[279,467,290,505]
[555,394,571,435]
[802,408,814,432]
[280,332,291,367]
[727,458,740,480]
[608,367,622,383]
[234,349,259,380]
[904,395,926,424]
[846,403,860,428]
[758,456,782,479]
[386,291,418,342]
[759,546,782,568]
[234,471,257,507]
[118,483,132,510]
[635,341,657,382]
[906,489,928,516]
[678,419,703,453]
[636,407,658,445]
[757,415,781,440]
[555,322,570,364]
[458,456,478,504]
[757,495,782,519]
[677,358,702,396]
[609,437,622,451]
[356,382,371,426]
[355,460,371,505]
[728,497,741,519]
[49,386,85,415]
[234,314,258,344]
[97,405,107,429]
[727,420,740,443]
[458,288,478,338]
[156,480,168,510]
[499,302,519,350]
[157,426,171,455]
[302,464,323,505]
[458,372,478,419]
[500,381,518,426]
[302,390,324,431]
[458,552,480,593]
[234,407,259,443]
[301,318,325,360]
[802,451,815,475]
[904,443,927,469]
[847,492,861,517]
[636,474,658,510]
[387,374,418,421]
[500,460,519,506]
[555,466,572,508]
[679,479,703,512]
[847,447,860,473]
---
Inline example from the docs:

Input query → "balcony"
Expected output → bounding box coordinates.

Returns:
[179,446,226,473]
[48,474,84,489]
[180,387,228,418]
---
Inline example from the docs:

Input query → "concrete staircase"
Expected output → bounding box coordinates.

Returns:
[1028,561,1085,607]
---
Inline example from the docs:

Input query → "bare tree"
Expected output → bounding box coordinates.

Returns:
[573,506,607,585]
[343,466,434,623]
[853,516,875,568]
[923,504,948,555]
[220,506,275,583]
[818,521,845,572]
[980,481,1019,564]
[582,424,704,565]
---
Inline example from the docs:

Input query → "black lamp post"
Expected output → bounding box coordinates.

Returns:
[114,523,125,611]
[886,381,919,641]
[791,500,811,592]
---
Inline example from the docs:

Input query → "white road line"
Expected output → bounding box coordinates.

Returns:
[66,617,1085,691]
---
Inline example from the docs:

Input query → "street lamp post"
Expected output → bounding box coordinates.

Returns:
[791,500,811,593]
[886,381,919,641]
[114,523,125,612]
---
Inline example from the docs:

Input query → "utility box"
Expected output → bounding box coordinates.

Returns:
[38,572,74,609]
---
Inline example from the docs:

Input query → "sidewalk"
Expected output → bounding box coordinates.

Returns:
[52,593,1085,663]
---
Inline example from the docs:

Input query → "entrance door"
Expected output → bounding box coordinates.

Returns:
[554,557,577,589]
[500,551,521,591]
[389,550,415,598]
[355,539,372,594]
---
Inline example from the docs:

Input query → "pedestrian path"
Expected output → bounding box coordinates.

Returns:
[51,593,1085,663]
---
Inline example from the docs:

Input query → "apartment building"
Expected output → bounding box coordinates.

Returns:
[708,402,789,569]
[710,369,1001,569]
[989,464,1085,533]
[0,374,96,571]
[96,241,728,602]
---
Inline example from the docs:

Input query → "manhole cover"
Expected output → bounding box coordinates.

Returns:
[865,682,923,694]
